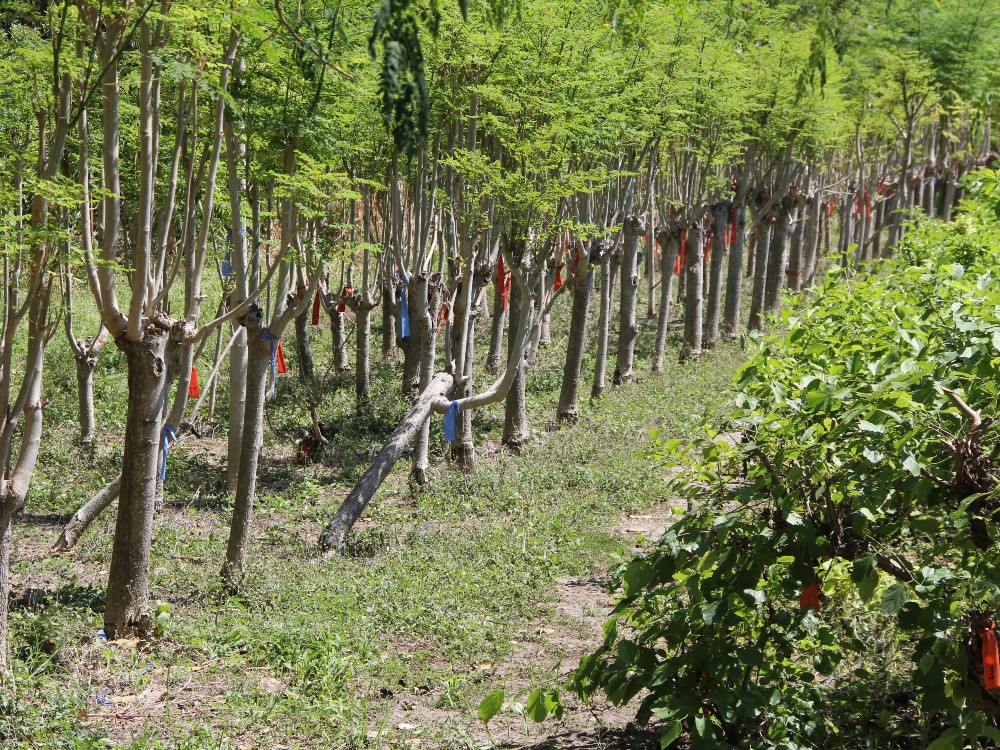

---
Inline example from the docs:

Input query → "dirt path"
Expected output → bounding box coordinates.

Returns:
[385,503,680,750]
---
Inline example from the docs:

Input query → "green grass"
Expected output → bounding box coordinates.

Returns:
[2,277,747,749]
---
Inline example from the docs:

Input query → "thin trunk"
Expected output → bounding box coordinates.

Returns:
[76,357,97,442]
[763,195,795,317]
[486,280,505,374]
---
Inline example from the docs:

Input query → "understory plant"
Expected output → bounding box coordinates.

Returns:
[570,173,1000,749]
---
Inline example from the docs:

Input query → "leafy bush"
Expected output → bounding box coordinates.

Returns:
[570,174,1000,749]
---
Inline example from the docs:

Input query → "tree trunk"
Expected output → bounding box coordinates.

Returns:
[221,309,269,589]
[705,202,729,349]
[104,325,169,639]
[295,304,314,382]
[381,282,395,362]
[557,245,593,422]
[613,215,644,384]
[787,205,805,292]
[410,275,436,484]
[653,223,680,371]
[591,253,618,399]
[53,475,121,552]
[747,222,771,331]
[722,204,746,340]
[76,356,97,442]
[763,195,794,317]
[356,302,372,407]
[226,328,247,492]
[681,223,704,361]
[319,372,453,552]
[330,306,350,372]
[502,282,529,450]
[487,280,505,375]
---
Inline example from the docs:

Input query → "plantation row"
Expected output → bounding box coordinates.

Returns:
[565,176,1000,748]
[0,3,997,746]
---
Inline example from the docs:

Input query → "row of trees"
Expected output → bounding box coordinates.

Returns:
[0,0,996,670]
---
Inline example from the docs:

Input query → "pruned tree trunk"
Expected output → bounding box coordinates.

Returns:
[705,201,729,349]
[592,253,618,399]
[487,280,506,375]
[226,328,247,492]
[681,223,704,361]
[763,194,795,317]
[722,203,746,340]
[76,355,97,442]
[503,281,529,451]
[613,214,645,385]
[556,243,593,422]
[653,222,680,371]
[104,325,170,639]
[747,222,771,331]
[221,308,269,590]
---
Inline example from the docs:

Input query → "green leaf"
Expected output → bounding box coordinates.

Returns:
[477,689,505,723]
[926,727,963,750]
[880,583,909,615]
[525,688,548,722]
[660,721,682,748]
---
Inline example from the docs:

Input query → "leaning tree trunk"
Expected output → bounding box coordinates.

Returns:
[592,253,619,399]
[319,372,452,552]
[705,201,729,349]
[653,223,680,372]
[104,325,170,639]
[52,476,122,552]
[221,309,269,590]
[681,223,704,362]
[556,245,593,422]
[721,203,746,340]
[613,215,645,385]
[747,222,772,332]
[502,282,529,451]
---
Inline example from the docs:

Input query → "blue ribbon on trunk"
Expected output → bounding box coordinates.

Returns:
[160,425,177,480]
[443,401,460,442]
[261,330,279,399]
[399,274,411,339]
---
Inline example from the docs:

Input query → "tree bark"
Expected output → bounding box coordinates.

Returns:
[556,244,593,422]
[221,307,269,589]
[104,324,170,639]
[226,328,247,492]
[487,280,506,375]
[503,281,529,450]
[763,195,795,317]
[653,222,680,371]
[613,214,645,384]
[747,222,771,331]
[705,202,729,349]
[681,223,704,361]
[722,203,746,340]
[319,372,452,552]
[76,355,97,442]
[591,253,618,399]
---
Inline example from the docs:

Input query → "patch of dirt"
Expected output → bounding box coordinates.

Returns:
[386,506,682,749]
